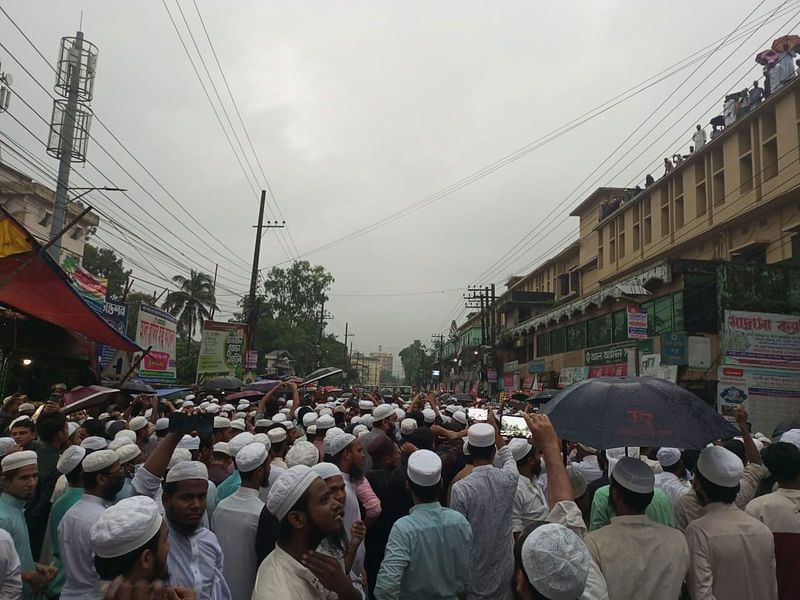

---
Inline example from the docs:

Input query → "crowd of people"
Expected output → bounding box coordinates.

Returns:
[0,384,798,599]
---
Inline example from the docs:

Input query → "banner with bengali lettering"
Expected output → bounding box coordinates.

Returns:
[196,321,247,382]
[722,310,800,369]
[62,255,107,313]
[134,304,177,382]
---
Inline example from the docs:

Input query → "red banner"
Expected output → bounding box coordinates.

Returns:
[589,363,628,378]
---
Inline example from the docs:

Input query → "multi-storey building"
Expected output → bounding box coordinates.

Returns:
[441,75,800,433]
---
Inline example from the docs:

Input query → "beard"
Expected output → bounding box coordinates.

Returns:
[348,463,364,481]
[531,460,542,478]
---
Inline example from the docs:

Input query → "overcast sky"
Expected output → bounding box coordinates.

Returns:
[0,0,786,371]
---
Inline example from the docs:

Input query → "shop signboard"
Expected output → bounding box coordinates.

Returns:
[502,374,516,390]
[487,368,498,383]
[197,321,247,381]
[661,333,687,366]
[722,310,800,369]
[588,364,627,378]
[717,365,800,434]
[558,366,589,388]
[96,301,129,371]
[503,360,519,374]
[245,350,259,371]
[627,306,648,340]
[135,304,177,383]
[585,340,653,366]
[527,359,546,373]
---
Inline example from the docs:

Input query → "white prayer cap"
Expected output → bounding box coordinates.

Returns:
[286,400,294,408]
[140,410,150,420]
[280,408,291,416]
[407,450,442,487]
[115,443,142,465]
[394,408,406,421]
[185,394,196,402]
[319,408,333,417]
[272,413,287,424]
[109,437,133,451]
[1,449,37,472]
[779,429,800,450]
[352,424,368,437]
[155,418,170,431]
[231,419,246,432]
[612,456,655,494]
[91,496,163,559]
[361,415,374,429]
[229,432,255,457]
[657,447,682,468]
[267,465,321,521]
[0,438,17,458]
[182,401,195,408]
[453,411,467,425]
[467,423,495,448]
[81,436,108,450]
[422,408,436,423]
[83,449,119,473]
[522,523,589,600]
[566,466,587,498]
[115,430,137,443]
[214,417,231,429]
[509,438,533,462]
[177,435,200,451]
[205,395,214,401]
[253,433,272,450]
[358,400,373,410]
[286,441,320,468]
[199,402,210,410]
[327,396,335,403]
[237,401,250,410]
[697,445,743,488]
[234,412,247,421]
[446,405,458,414]
[400,418,418,435]
[302,413,318,428]
[267,428,287,444]
[306,425,317,436]
[129,416,148,432]
[311,462,341,480]
[255,419,271,428]
[317,415,335,430]
[284,421,296,431]
[236,442,268,472]
[373,404,394,421]
[205,405,219,415]
[213,442,231,456]
[349,416,361,427]
[222,404,235,412]
[67,422,80,437]
[98,413,111,421]
[168,448,192,470]
[57,445,86,475]
[17,403,35,414]
[165,460,208,484]
[325,430,355,456]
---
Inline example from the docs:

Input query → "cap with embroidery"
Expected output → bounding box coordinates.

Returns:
[509,438,533,461]
[165,460,208,483]
[2,449,37,472]
[373,404,394,421]
[286,441,319,468]
[267,427,287,444]
[611,456,655,494]
[58,447,87,476]
[155,418,170,431]
[310,462,341,480]
[407,450,442,487]
[168,448,192,470]
[115,443,142,465]
[229,432,255,457]
[400,418,418,435]
[129,416,148,432]
[81,436,108,450]
[91,496,163,559]
[697,445,743,488]
[656,447,682,468]
[235,442,268,472]
[213,442,231,456]
[522,523,589,600]
[467,423,495,448]
[213,417,231,429]
[267,466,321,521]
[82,449,119,473]
[317,415,335,430]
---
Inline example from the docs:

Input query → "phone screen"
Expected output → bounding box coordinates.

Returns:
[169,413,214,434]
[467,407,488,423]
[500,415,531,439]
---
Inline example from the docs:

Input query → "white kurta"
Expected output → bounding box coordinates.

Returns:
[342,472,366,596]
[570,455,603,484]
[654,471,690,507]
[512,474,549,534]
[746,488,800,533]
[685,502,777,600]
[211,486,264,600]
[252,545,336,600]
[166,524,231,600]
[0,529,22,600]
[58,495,111,600]
[585,514,689,600]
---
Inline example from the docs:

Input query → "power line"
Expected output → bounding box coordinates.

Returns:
[0,6,256,274]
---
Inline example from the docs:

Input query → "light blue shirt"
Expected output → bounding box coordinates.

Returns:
[0,493,34,600]
[375,502,473,600]
[166,522,231,600]
[215,470,240,503]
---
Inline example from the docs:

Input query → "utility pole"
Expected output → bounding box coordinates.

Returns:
[47,31,98,262]
[343,322,355,386]
[315,301,333,369]
[431,333,444,389]
[209,263,218,320]
[246,190,284,350]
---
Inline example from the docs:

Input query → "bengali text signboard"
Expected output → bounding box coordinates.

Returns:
[196,321,247,382]
[135,304,177,383]
[722,310,800,369]
[717,365,800,434]
[627,306,648,340]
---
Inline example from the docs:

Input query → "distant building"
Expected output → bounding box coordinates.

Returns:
[263,350,294,378]
[351,352,381,387]
[0,162,99,264]
[369,350,394,379]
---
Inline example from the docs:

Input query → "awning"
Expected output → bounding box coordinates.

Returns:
[0,209,142,352]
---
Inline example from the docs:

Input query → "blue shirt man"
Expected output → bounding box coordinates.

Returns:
[375,450,472,600]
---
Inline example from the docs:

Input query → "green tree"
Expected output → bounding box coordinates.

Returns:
[82,244,132,301]
[262,261,334,326]
[175,336,201,383]
[125,291,154,340]
[161,270,218,351]
[399,340,435,388]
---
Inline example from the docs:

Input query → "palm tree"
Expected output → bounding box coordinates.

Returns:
[162,270,218,351]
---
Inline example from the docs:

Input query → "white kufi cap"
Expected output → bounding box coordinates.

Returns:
[229,432,255,457]
[129,416,148,432]
[267,465,321,521]
[656,447,682,468]
[310,462,341,480]
[612,456,655,493]
[509,438,533,461]
[81,436,108,450]
[467,423,495,448]
[522,523,589,600]
[779,429,800,450]
[155,418,170,431]
[373,404,394,421]
[177,435,200,451]
[2,449,37,472]
[697,445,743,488]
[57,445,86,475]
[407,449,441,487]
[235,442,268,472]
[267,427,287,444]
[115,444,142,465]
[115,430,137,443]
[82,449,119,473]
[213,442,231,456]
[213,417,231,429]
[91,496,163,558]
[168,448,192,470]
[422,408,435,423]
[286,441,320,468]
[165,460,208,484]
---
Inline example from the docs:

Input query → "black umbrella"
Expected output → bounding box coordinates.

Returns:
[540,377,739,450]
[200,376,244,392]
[120,380,155,394]
[525,389,559,404]
[302,367,343,386]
